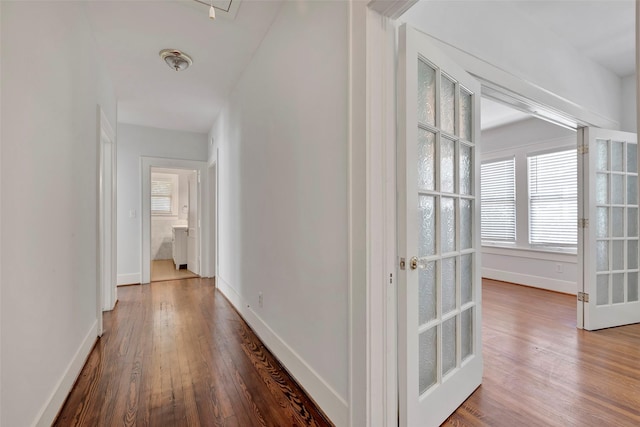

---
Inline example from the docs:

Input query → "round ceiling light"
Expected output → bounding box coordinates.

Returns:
[159,49,193,72]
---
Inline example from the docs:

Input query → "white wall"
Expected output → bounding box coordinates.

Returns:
[482,118,578,294]
[208,1,349,424]
[1,2,117,426]
[117,124,207,284]
[401,1,623,128]
[622,74,637,133]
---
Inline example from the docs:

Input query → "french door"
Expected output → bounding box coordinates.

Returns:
[397,24,482,426]
[579,127,640,330]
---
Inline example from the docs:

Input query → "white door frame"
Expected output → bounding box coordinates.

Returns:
[97,106,117,336]
[140,157,210,284]
[208,159,218,280]
[360,1,623,425]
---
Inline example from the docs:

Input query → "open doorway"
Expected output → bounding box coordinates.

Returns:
[479,96,579,298]
[150,167,200,282]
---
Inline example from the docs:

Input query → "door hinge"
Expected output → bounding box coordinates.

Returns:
[578,218,589,228]
[399,258,406,270]
[578,292,590,302]
[578,145,589,155]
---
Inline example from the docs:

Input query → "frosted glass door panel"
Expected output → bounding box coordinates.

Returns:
[582,129,640,330]
[398,25,482,427]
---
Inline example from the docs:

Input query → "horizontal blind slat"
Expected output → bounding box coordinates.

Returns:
[481,158,516,242]
[528,149,577,246]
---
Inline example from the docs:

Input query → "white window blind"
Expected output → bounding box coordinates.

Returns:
[151,179,173,214]
[528,149,577,247]
[481,158,516,242]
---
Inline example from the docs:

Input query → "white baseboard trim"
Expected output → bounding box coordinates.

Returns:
[216,276,348,426]
[482,268,576,295]
[33,320,98,427]
[117,273,140,286]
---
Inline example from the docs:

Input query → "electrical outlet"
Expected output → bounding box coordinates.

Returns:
[258,292,263,308]
[556,263,563,273]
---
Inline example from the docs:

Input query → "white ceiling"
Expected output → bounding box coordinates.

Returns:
[507,0,635,78]
[86,0,282,133]
[481,98,531,130]
[85,0,634,134]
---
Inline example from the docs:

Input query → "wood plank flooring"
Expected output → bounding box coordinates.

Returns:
[54,278,332,427]
[151,259,199,282]
[445,279,640,426]
[55,278,640,426]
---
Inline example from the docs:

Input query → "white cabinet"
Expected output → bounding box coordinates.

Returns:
[172,225,188,270]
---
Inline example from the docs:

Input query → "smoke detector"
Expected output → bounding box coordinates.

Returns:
[159,49,193,72]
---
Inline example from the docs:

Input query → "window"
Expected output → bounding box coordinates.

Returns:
[481,158,516,243]
[528,149,577,247]
[151,174,178,216]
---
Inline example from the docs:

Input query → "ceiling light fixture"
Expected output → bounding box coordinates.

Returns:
[159,49,193,72]
[209,0,216,19]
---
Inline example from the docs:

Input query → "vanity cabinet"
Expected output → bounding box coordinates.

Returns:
[172,225,188,269]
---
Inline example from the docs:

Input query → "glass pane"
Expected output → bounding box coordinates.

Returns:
[419,196,436,257]
[596,241,609,271]
[418,261,437,325]
[596,207,609,238]
[628,143,637,173]
[441,76,455,134]
[628,208,638,237]
[629,240,638,269]
[596,174,609,205]
[442,317,457,376]
[596,139,608,171]
[612,273,625,303]
[612,240,624,270]
[442,257,457,315]
[460,90,472,141]
[461,254,472,305]
[612,207,624,237]
[418,327,437,394]
[417,60,436,126]
[597,274,609,306]
[628,176,638,205]
[418,129,436,191]
[441,138,455,193]
[461,308,473,361]
[460,144,472,195]
[612,174,624,204]
[460,199,472,250]
[628,272,638,302]
[612,141,624,172]
[441,197,456,253]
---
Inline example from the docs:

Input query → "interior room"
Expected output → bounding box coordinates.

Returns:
[150,167,199,282]
[1,1,638,426]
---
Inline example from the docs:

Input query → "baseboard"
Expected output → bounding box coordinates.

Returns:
[482,268,576,295]
[33,320,98,427]
[117,273,140,286]
[216,276,348,426]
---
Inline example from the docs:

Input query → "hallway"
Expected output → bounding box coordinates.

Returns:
[54,279,331,426]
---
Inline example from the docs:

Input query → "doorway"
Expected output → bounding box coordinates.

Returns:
[98,106,117,337]
[140,157,210,284]
[149,167,199,282]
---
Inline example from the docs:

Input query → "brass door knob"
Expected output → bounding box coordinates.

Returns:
[410,256,418,270]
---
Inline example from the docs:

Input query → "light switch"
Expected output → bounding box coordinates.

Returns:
[129,210,136,218]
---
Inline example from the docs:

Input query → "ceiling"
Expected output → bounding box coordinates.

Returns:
[85,0,634,134]
[85,0,282,133]
[481,98,531,130]
[507,0,635,78]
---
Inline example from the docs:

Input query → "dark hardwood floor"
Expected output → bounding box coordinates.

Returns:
[446,279,640,426]
[54,278,332,427]
[55,277,640,426]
